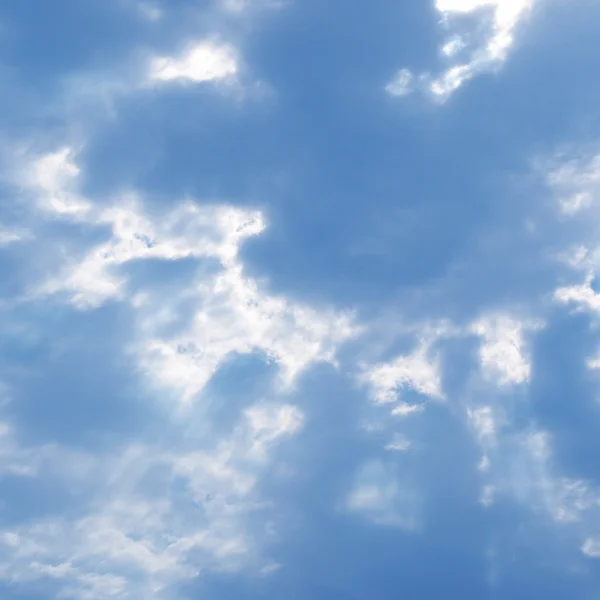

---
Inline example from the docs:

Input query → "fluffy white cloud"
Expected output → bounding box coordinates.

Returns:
[136,261,357,400]
[150,42,238,84]
[555,275,600,314]
[387,0,535,101]
[471,315,538,386]
[19,147,91,216]
[361,342,444,406]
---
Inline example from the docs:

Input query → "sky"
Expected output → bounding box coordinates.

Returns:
[1,0,600,598]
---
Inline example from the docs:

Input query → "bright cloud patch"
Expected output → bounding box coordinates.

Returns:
[387,0,534,100]
[471,315,538,386]
[362,344,443,405]
[150,42,238,84]
[360,324,454,407]
[20,147,91,216]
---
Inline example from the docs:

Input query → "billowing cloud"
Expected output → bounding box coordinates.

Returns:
[471,314,540,386]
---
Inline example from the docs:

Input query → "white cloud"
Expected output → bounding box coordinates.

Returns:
[387,0,535,101]
[391,402,425,416]
[385,434,412,452]
[547,152,600,215]
[441,35,466,57]
[18,149,358,402]
[19,147,91,216]
[136,261,357,400]
[150,42,238,84]
[555,274,600,314]
[362,342,444,405]
[471,314,538,386]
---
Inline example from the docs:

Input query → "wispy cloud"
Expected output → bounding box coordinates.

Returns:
[0,400,304,598]
[387,0,535,101]
[346,460,419,529]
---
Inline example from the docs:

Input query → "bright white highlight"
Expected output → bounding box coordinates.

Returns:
[471,315,537,385]
[150,42,238,84]
[363,342,444,405]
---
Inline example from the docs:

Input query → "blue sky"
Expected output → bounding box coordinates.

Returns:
[1,0,600,598]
